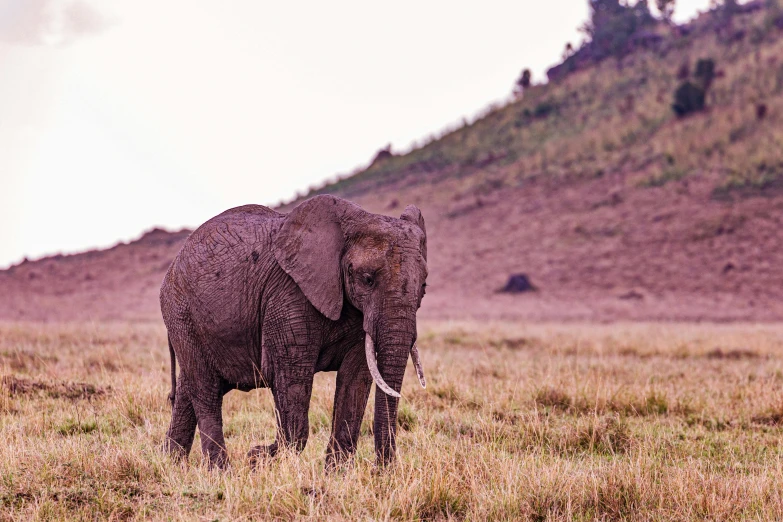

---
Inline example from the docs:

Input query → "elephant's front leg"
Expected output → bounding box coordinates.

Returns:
[249,366,315,464]
[326,347,372,471]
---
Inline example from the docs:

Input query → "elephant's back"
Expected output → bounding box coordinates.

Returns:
[214,204,283,221]
[207,204,284,231]
[162,204,285,338]
[177,204,283,265]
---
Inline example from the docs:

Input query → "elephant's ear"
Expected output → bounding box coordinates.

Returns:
[273,195,361,321]
[400,205,427,260]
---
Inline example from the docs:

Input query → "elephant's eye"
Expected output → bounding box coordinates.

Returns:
[362,273,375,287]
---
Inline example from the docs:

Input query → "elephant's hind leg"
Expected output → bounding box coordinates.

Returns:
[191,374,229,470]
[164,376,197,461]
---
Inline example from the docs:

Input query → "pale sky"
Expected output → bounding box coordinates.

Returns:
[0,0,712,268]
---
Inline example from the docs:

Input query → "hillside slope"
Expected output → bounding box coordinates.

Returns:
[0,229,190,321]
[325,2,783,200]
[309,2,783,321]
[3,4,783,322]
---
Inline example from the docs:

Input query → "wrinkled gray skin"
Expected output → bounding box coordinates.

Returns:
[160,195,428,470]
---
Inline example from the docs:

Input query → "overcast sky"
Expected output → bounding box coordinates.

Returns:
[0,0,713,267]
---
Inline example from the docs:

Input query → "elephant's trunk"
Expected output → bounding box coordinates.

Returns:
[364,308,420,465]
[372,339,408,465]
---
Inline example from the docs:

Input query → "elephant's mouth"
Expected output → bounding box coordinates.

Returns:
[364,333,426,398]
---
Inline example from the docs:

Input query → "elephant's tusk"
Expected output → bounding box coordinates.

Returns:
[410,342,426,389]
[365,334,401,398]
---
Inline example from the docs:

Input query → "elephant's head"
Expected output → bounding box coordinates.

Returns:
[273,194,427,464]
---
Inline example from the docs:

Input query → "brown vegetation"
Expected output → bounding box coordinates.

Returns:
[2,321,783,519]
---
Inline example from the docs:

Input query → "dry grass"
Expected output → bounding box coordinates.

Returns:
[3,321,783,520]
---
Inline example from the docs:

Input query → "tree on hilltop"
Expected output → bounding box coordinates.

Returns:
[709,0,739,17]
[655,0,676,24]
[513,69,532,97]
[582,0,655,58]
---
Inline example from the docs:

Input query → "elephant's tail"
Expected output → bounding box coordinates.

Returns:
[167,335,176,408]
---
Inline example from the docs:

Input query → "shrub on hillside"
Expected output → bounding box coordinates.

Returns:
[676,61,690,80]
[757,103,768,120]
[673,82,706,117]
[533,101,557,119]
[721,0,740,16]
[519,69,531,89]
[672,58,716,117]
[369,145,394,168]
[694,58,716,90]
[513,69,532,97]
[764,0,783,31]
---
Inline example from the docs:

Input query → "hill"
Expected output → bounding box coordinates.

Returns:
[0,229,190,321]
[4,1,783,322]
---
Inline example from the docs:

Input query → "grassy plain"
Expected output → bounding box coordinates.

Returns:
[2,321,783,520]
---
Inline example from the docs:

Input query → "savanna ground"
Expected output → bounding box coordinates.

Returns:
[3,321,783,520]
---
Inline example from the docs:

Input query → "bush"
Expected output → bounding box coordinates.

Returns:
[764,0,783,31]
[513,69,532,96]
[533,101,557,119]
[672,82,706,116]
[694,58,716,90]
[722,0,740,16]
[676,61,690,80]
[672,58,716,117]
[518,69,531,89]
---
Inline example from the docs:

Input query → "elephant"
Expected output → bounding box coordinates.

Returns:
[159,194,428,470]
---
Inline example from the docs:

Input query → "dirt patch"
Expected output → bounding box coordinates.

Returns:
[2,375,109,400]
[534,386,682,417]
[534,387,573,410]
[0,351,58,372]
[490,337,533,350]
[705,348,761,360]
[751,410,783,426]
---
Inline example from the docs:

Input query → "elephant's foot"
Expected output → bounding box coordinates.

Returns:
[324,443,357,473]
[162,437,190,463]
[324,453,352,473]
[247,442,279,469]
[204,449,229,471]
